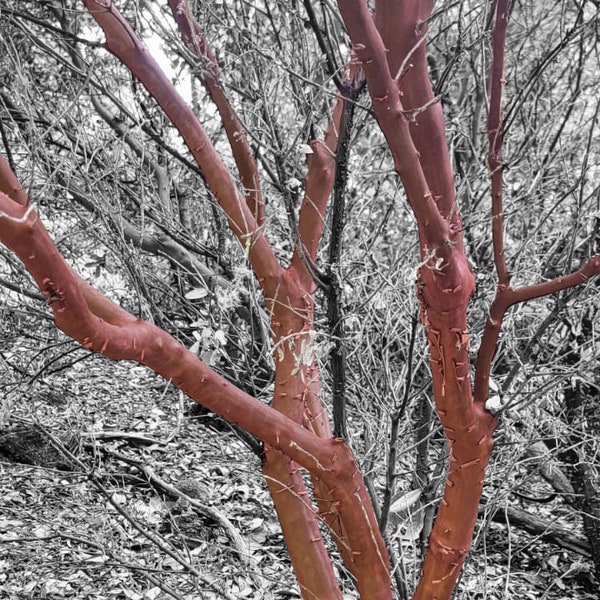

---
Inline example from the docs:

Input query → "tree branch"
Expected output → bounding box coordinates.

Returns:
[474,254,600,405]
[82,0,281,291]
[166,0,264,226]
[326,79,362,439]
[336,0,449,248]
[0,153,28,206]
[0,166,391,598]
[374,0,457,224]
[302,0,343,88]
[487,0,512,286]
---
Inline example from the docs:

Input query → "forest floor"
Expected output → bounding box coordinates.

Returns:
[0,351,597,600]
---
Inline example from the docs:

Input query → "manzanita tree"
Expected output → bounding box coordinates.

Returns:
[0,1,599,599]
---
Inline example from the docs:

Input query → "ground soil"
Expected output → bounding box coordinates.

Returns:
[0,351,597,599]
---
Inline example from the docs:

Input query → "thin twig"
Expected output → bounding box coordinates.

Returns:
[36,423,240,600]
[394,34,427,81]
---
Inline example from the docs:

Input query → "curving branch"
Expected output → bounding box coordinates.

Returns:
[66,180,227,288]
[474,254,600,405]
[166,0,264,226]
[82,0,280,291]
[0,181,390,598]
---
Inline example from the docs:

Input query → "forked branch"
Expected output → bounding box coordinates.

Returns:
[166,0,265,226]
[82,0,279,288]
[0,180,392,597]
[474,254,600,404]
[475,0,600,406]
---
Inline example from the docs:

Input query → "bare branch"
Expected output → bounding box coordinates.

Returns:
[337,0,449,248]
[167,0,265,226]
[0,153,28,206]
[474,255,600,405]
[82,0,281,288]
[487,0,512,286]
[374,0,457,223]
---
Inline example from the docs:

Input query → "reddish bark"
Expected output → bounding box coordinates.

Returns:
[374,0,456,221]
[0,154,28,206]
[487,0,512,287]
[475,0,600,406]
[165,1,349,590]
[0,182,392,599]
[166,0,264,226]
[1,2,393,597]
[336,2,497,596]
[82,0,277,287]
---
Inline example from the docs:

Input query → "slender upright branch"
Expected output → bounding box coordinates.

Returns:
[167,0,265,226]
[327,79,361,439]
[487,0,512,286]
[82,0,279,288]
[337,0,449,249]
[302,0,343,88]
[379,313,419,534]
[289,65,365,291]
[374,0,457,222]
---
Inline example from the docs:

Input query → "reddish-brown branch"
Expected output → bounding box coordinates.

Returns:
[337,3,496,598]
[0,154,28,206]
[263,272,346,594]
[166,0,264,226]
[152,1,343,588]
[284,67,370,580]
[82,0,279,290]
[289,135,338,291]
[336,0,449,249]
[337,1,476,324]
[263,451,343,598]
[374,0,457,224]
[487,0,512,286]
[410,307,496,600]
[264,268,361,584]
[474,255,600,404]
[0,187,392,598]
[79,4,394,596]
[289,66,364,292]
